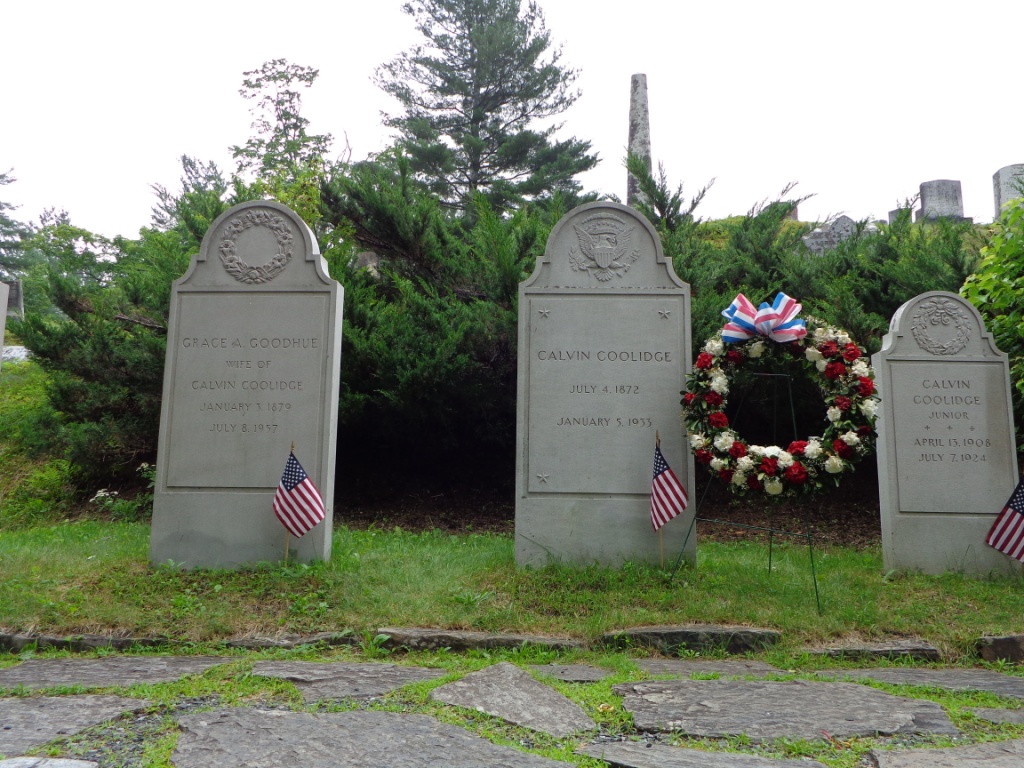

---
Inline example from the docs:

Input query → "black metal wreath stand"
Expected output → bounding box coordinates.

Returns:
[669,372,823,614]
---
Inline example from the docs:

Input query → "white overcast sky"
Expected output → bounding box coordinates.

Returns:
[3,0,1021,239]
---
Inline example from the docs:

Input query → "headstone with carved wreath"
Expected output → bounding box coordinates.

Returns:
[150,201,343,568]
[515,201,694,566]
[873,291,1020,575]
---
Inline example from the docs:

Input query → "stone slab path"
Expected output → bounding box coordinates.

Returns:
[2,652,1024,766]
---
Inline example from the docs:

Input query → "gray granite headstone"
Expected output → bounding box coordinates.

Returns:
[873,292,1021,575]
[250,661,446,702]
[430,662,596,738]
[150,201,343,568]
[613,679,956,740]
[173,709,573,768]
[0,696,146,756]
[0,281,8,374]
[993,164,1024,219]
[802,214,859,255]
[0,656,227,690]
[515,202,694,566]
[578,742,828,768]
[870,738,1024,767]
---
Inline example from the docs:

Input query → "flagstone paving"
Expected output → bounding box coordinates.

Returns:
[0,696,147,756]
[577,742,828,768]
[250,661,446,703]
[0,657,227,690]
[613,679,957,740]
[172,709,573,768]
[4,652,1024,765]
[430,661,596,738]
[804,638,941,662]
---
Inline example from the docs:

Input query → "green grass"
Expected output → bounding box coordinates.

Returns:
[1,521,1022,660]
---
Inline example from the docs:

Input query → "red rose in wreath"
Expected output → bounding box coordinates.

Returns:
[696,352,714,369]
[824,361,847,380]
[784,462,809,485]
[708,412,729,428]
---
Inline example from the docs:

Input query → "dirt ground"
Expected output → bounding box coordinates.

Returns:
[338,461,883,549]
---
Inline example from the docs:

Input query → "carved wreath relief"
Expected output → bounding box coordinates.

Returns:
[569,213,640,281]
[909,297,971,355]
[219,210,295,284]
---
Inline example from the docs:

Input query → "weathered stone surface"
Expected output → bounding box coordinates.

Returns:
[978,634,1024,663]
[613,679,956,740]
[819,668,1024,699]
[0,656,226,690]
[873,291,1021,576]
[0,760,98,768]
[636,659,779,677]
[916,179,969,222]
[226,632,356,650]
[870,738,1024,767]
[430,662,595,738]
[251,661,445,702]
[515,201,695,568]
[806,639,941,662]
[993,164,1024,219]
[603,625,781,655]
[968,707,1024,725]
[0,696,146,755]
[529,664,611,682]
[173,708,572,767]
[0,634,161,653]
[377,627,582,652]
[578,741,828,767]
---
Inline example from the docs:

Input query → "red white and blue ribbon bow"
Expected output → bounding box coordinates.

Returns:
[721,293,807,343]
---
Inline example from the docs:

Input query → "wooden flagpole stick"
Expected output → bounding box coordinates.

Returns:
[282,440,296,564]
[655,430,663,567]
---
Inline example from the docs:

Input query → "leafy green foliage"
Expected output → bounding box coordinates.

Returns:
[962,198,1024,447]
[376,0,598,211]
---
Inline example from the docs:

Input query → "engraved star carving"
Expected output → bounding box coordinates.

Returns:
[536,474,549,483]
[538,308,551,318]
[924,425,931,430]
[948,425,954,430]
[658,310,671,319]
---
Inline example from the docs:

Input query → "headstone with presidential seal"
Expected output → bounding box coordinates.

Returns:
[150,200,343,568]
[873,291,1020,575]
[515,201,695,566]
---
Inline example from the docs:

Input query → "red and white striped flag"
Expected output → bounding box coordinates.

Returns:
[274,451,325,537]
[651,443,688,531]
[986,479,1024,562]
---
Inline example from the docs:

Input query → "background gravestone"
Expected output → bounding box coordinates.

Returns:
[993,163,1024,218]
[150,201,343,568]
[873,292,1020,575]
[0,280,8,373]
[515,201,694,566]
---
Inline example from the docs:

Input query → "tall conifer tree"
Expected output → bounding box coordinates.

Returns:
[376,0,597,211]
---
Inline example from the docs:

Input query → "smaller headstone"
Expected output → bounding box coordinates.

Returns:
[802,214,859,254]
[4,279,23,318]
[873,292,1021,575]
[915,179,972,222]
[430,662,596,738]
[0,280,8,374]
[993,164,1024,218]
[627,74,652,206]
[870,738,1024,767]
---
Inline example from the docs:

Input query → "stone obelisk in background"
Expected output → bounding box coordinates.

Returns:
[627,74,652,207]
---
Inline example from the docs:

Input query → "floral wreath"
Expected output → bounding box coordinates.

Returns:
[682,293,880,497]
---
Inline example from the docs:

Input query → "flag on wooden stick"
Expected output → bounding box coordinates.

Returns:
[651,441,688,531]
[274,451,325,537]
[986,479,1024,562]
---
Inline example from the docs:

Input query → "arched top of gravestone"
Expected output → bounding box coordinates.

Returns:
[176,200,330,290]
[879,291,1005,361]
[522,202,686,293]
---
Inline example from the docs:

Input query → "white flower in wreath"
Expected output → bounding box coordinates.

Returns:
[805,347,824,363]
[689,432,709,449]
[816,358,828,372]
[841,431,861,446]
[764,477,784,495]
[736,455,755,472]
[732,471,748,486]
[713,432,735,452]
[827,406,843,422]
[777,451,794,468]
[860,399,878,418]
[763,445,782,458]
[836,331,851,345]
[852,359,870,377]
[824,455,845,473]
[747,445,765,456]
[710,373,729,394]
[710,457,728,471]
[749,340,765,358]
[704,338,725,355]
[805,440,823,459]
[813,327,829,343]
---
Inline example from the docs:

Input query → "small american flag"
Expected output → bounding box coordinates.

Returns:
[986,479,1024,562]
[274,451,325,537]
[651,443,688,531]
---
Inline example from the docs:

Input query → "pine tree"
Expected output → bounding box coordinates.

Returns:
[376,0,597,212]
